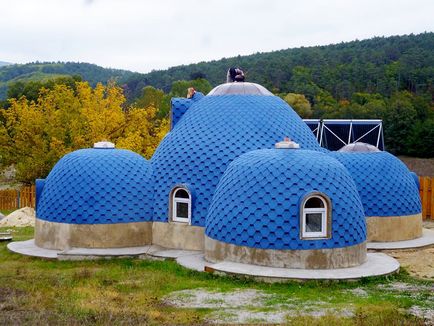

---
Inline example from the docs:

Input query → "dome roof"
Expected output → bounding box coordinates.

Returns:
[208,82,273,96]
[151,92,325,226]
[330,151,421,217]
[205,149,366,250]
[338,142,380,152]
[37,148,153,224]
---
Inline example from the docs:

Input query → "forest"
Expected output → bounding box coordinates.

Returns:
[0,32,433,183]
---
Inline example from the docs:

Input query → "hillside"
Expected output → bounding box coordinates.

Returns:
[0,61,11,67]
[133,32,433,98]
[1,33,432,102]
[0,62,140,99]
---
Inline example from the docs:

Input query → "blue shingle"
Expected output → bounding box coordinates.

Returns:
[330,152,421,217]
[37,148,153,224]
[152,95,324,226]
[205,149,366,250]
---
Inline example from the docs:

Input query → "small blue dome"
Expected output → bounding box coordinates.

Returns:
[151,94,324,226]
[37,148,153,224]
[205,149,366,250]
[330,152,421,217]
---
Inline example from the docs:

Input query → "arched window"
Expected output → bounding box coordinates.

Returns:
[171,187,191,223]
[301,194,330,239]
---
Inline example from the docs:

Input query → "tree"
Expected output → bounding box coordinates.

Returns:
[283,93,313,118]
[4,75,83,107]
[134,86,170,118]
[0,82,169,183]
[288,66,322,102]
[383,91,418,155]
[170,79,212,97]
[407,119,434,157]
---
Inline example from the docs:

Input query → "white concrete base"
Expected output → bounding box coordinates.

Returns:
[177,254,209,272]
[8,239,58,259]
[148,249,202,260]
[178,253,400,281]
[8,239,400,281]
[367,228,434,250]
[7,239,202,261]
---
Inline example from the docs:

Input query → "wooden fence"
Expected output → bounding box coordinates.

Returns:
[0,185,35,210]
[0,180,433,219]
[420,176,433,220]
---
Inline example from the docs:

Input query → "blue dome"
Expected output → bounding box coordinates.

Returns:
[205,149,366,250]
[151,94,324,226]
[37,148,153,224]
[330,152,421,217]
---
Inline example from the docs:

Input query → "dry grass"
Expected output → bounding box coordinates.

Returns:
[0,227,432,325]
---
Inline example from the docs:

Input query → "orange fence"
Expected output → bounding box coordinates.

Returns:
[0,185,35,210]
[420,176,433,220]
[0,181,433,219]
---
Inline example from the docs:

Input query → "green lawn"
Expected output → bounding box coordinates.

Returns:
[0,227,431,325]
[0,209,14,216]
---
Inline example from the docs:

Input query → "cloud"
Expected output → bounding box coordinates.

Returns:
[0,0,433,73]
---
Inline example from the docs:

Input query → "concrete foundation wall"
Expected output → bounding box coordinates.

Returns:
[152,222,204,250]
[205,236,367,269]
[366,213,422,242]
[35,218,152,250]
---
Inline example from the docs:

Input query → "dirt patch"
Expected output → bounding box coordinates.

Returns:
[0,287,26,314]
[0,287,26,301]
[388,247,434,279]
[0,207,35,227]
[163,288,271,309]
[377,282,434,293]
[398,156,434,176]
[163,288,354,324]
[409,306,434,326]
[347,288,368,297]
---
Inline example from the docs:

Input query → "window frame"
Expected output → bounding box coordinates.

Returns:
[170,187,192,224]
[300,193,331,239]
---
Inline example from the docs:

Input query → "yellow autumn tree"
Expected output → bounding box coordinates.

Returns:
[0,81,169,183]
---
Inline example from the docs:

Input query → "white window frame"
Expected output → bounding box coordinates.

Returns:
[301,195,329,239]
[171,188,191,224]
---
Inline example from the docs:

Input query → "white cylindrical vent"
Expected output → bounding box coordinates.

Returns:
[93,141,115,149]
[275,137,300,149]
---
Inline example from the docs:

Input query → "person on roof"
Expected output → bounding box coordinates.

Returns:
[227,67,245,83]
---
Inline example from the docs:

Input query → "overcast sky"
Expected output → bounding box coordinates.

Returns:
[1,0,433,73]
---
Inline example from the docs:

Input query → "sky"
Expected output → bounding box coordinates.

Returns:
[1,0,433,73]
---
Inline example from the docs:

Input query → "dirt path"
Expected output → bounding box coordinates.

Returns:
[388,247,434,280]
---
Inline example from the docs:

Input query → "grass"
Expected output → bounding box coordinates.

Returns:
[0,209,14,216]
[0,227,432,325]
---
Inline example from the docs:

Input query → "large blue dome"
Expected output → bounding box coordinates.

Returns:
[36,148,153,224]
[205,148,366,250]
[151,94,324,226]
[330,151,421,217]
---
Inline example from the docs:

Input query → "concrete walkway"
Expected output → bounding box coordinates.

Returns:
[7,239,202,261]
[8,239,400,281]
[177,253,399,281]
[367,228,434,250]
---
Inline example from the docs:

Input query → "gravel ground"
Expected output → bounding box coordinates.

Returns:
[164,282,433,324]
[164,289,354,324]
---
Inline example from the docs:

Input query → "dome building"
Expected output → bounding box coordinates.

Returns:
[205,140,367,269]
[24,79,428,278]
[151,82,324,250]
[330,150,422,242]
[35,143,154,249]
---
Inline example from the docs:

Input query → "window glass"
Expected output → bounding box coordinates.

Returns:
[175,189,189,198]
[305,197,324,208]
[176,202,189,219]
[305,213,323,232]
